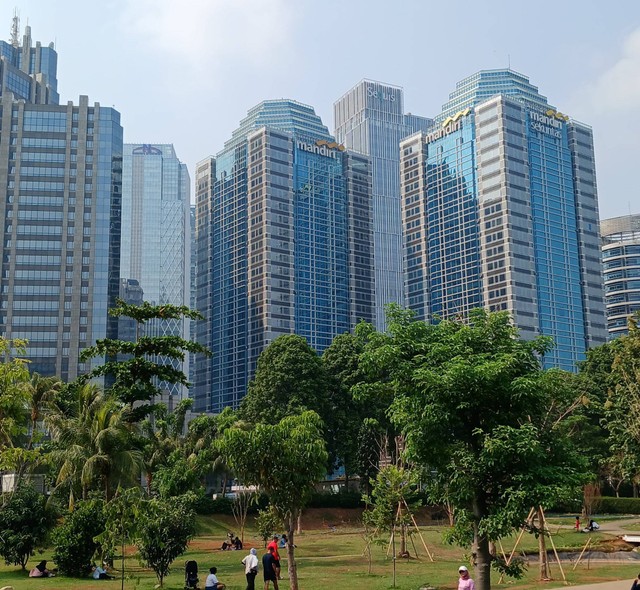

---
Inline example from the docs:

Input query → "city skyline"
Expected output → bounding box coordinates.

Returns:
[2,1,638,220]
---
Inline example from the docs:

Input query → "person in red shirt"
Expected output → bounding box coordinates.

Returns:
[266,535,281,579]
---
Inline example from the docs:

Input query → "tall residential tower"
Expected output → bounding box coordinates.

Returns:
[334,80,432,329]
[195,100,374,412]
[399,69,606,370]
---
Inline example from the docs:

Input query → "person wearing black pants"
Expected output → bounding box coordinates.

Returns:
[242,547,259,590]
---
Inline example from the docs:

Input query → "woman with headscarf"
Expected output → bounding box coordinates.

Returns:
[241,547,259,590]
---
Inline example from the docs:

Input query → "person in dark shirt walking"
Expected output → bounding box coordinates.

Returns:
[262,547,279,590]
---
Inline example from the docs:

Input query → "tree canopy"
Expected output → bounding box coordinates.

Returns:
[361,308,587,590]
[219,411,328,590]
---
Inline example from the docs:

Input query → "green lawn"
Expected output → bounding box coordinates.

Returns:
[1,514,639,590]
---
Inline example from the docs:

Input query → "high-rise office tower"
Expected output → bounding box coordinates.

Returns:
[120,143,191,396]
[601,214,640,337]
[0,16,58,105]
[0,93,123,378]
[0,23,123,380]
[195,99,374,412]
[399,69,607,370]
[334,80,432,329]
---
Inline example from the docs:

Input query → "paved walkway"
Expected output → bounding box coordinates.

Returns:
[570,581,633,590]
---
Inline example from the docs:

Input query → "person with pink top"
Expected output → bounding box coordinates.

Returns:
[457,565,475,590]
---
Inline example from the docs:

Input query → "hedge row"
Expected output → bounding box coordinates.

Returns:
[195,491,364,514]
[597,496,640,514]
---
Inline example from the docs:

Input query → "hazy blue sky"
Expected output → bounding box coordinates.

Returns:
[3,0,639,219]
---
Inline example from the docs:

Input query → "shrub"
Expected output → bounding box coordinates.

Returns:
[0,485,56,570]
[52,498,105,577]
[597,496,640,514]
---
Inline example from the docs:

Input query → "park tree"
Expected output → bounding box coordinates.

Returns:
[220,411,328,590]
[321,331,370,480]
[604,312,640,494]
[0,338,31,480]
[15,373,62,478]
[46,384,143,502]
[52,497,106,577]
[0,484,56,570]
[361,309,586,590]
[99,487,143,590]
[362,465,420,586]
[135,495,196,587]
[238,334,330,427]
[77,301,209,422]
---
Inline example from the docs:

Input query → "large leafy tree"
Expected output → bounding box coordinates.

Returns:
[238,334,330,426]
[78,301,209,422]
[0,484,56,570]
[219,411,328,590]
[361,309,586,590]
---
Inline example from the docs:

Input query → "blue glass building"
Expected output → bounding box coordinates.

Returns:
[400,69,607,370]
[121,144,191,395]
[0,24,123,381]
[195,100,374,413]
[334,80,432,329]
[0,21,58,105]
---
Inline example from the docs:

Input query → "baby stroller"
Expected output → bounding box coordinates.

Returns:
[185,560,199,589]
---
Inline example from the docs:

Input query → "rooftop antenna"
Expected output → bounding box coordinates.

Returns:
[10,8,20,47]
[508,54,511,70]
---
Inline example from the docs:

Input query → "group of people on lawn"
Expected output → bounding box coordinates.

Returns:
[209,533,287,590]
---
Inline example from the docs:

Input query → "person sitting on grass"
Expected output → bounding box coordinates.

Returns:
[29,560,55,577]
[205,566,226,590]
[91,563,114,580]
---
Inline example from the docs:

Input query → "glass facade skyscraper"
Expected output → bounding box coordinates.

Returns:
[0,23,59,105]
[195,100,374,413]
[400,69,607,370]
[601,214,640,337]
[334,80,432,329]
[0,24,123,381]
[0,94,123,379]
[120,144,191,396]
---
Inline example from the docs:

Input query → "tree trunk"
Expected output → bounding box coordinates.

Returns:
[472,495,491,590]
[296,510,302,535]
[537,507,549,580]
[287,512,299,590]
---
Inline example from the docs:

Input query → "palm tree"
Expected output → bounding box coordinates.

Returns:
[15,373,62,479]
[46,384,143,503]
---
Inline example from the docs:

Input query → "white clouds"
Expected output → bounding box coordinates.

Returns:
[120,0,296,74]
[586,27,640,113]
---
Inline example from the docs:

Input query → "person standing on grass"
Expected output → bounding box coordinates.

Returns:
[631,572,640,590]
[266,534,282,579]
[242,547,259,590]
[262,547,279,590]
[458,565,475,590]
